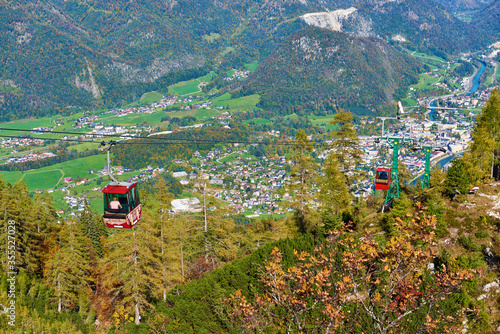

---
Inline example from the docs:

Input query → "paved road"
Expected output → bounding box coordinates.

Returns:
[423,64,480,121]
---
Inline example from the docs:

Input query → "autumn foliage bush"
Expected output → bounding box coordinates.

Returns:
[228,203,480,333]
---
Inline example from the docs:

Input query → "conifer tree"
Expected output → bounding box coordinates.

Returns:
[80,200,107,258]
[100,218,162,325]
[287,129,319,233]
[329,109,363,183]
[469,88,500,181]
[444,157,472,198]
[45,222,91,312]
[0,181,40,274]
[318,156,352,230]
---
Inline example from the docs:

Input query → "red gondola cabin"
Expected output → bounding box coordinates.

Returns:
[102,182,142,229]
[375,167,391,191]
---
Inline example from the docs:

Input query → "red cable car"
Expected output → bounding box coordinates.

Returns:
[375,167,391,191]
[102,181,142,229]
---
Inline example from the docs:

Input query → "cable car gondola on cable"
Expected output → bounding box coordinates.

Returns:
[101,141,142,229]
[375,167,391,191]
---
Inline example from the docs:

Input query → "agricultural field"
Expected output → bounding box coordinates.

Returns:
[409,51,446,64]
[411,73,441,90]
[401,98,418,107]
[99,110,166,127]
[0,154,109,191]
[308,115,339,131]
[213,93,260,111]
[243,118,273,125]
[245,61,259,72]
[163,108,221,120]
[168,72,215,96]
[139,91,164,105]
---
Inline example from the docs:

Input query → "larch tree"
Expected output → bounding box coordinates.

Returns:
[100,217,163,325]
[469,88,500,181]
[80,200,107,259]
[329,109,363,184]
[44,222,91,313]
[287,129,320,234]
[318,156,352,230]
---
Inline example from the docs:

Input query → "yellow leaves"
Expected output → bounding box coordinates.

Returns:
[373,292,382,304]
[343,275,350,283]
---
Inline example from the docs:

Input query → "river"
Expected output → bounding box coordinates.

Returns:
[466,61,486,96]
[428,61,485,121]
[409,153,455,185]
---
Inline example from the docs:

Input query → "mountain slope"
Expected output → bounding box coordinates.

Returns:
[0,0,489,119]
[242,28,423,115]
[472,0,500,40]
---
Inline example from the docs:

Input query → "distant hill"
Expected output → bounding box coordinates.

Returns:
[242,28,423,115]
[472,0,500,40]
[0,0,490,120]
[434,0,490,12]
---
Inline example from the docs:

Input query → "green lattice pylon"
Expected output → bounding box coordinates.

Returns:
[383,137,414,205]
[384,140,401,205]
[422,146,432,189]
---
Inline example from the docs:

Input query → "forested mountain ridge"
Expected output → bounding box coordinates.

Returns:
[473,0,500,40]
[0,0,490,120]
[242,27,423,114]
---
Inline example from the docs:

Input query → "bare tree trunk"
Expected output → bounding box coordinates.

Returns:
[133,227,141,324]
[135,302,140,325]
[161,212,166,301]
[57,275,62,313]
[204,185,209,263]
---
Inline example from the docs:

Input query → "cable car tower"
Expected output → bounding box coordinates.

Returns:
[376,136,415,211]
[375,102,416,212]
[410,144,447,189]
[100,141,142,229]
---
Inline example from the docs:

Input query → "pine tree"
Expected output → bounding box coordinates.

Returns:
[444,157,471,198]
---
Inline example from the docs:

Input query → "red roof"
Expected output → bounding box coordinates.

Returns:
[102,183,137,194]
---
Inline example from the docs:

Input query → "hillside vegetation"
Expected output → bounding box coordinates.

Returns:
[0,0,491,120]
[1,90,500,333]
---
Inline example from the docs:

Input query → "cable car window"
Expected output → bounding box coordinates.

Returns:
[377,172,389,180]
[104,193,128,213]
[129,188,136,209]
[134,188,140,207]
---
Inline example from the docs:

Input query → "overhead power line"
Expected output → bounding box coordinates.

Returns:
[0,127,322,147]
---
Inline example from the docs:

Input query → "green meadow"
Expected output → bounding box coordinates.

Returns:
[401,98,417,107]
[0,154,108,191]
[243,118,273,125]
[213,93,260,110]
[139,91,163,105]
[412,73,440,90]
[245,61,259,72]
[169,72,215,96]
[203,33,221,42]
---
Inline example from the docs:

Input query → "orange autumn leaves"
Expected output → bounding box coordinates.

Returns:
[228,203,476,333]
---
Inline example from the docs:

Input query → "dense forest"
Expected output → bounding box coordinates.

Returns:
[1,90,500,332]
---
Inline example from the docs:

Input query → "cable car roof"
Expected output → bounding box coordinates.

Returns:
[102,182,138,194]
